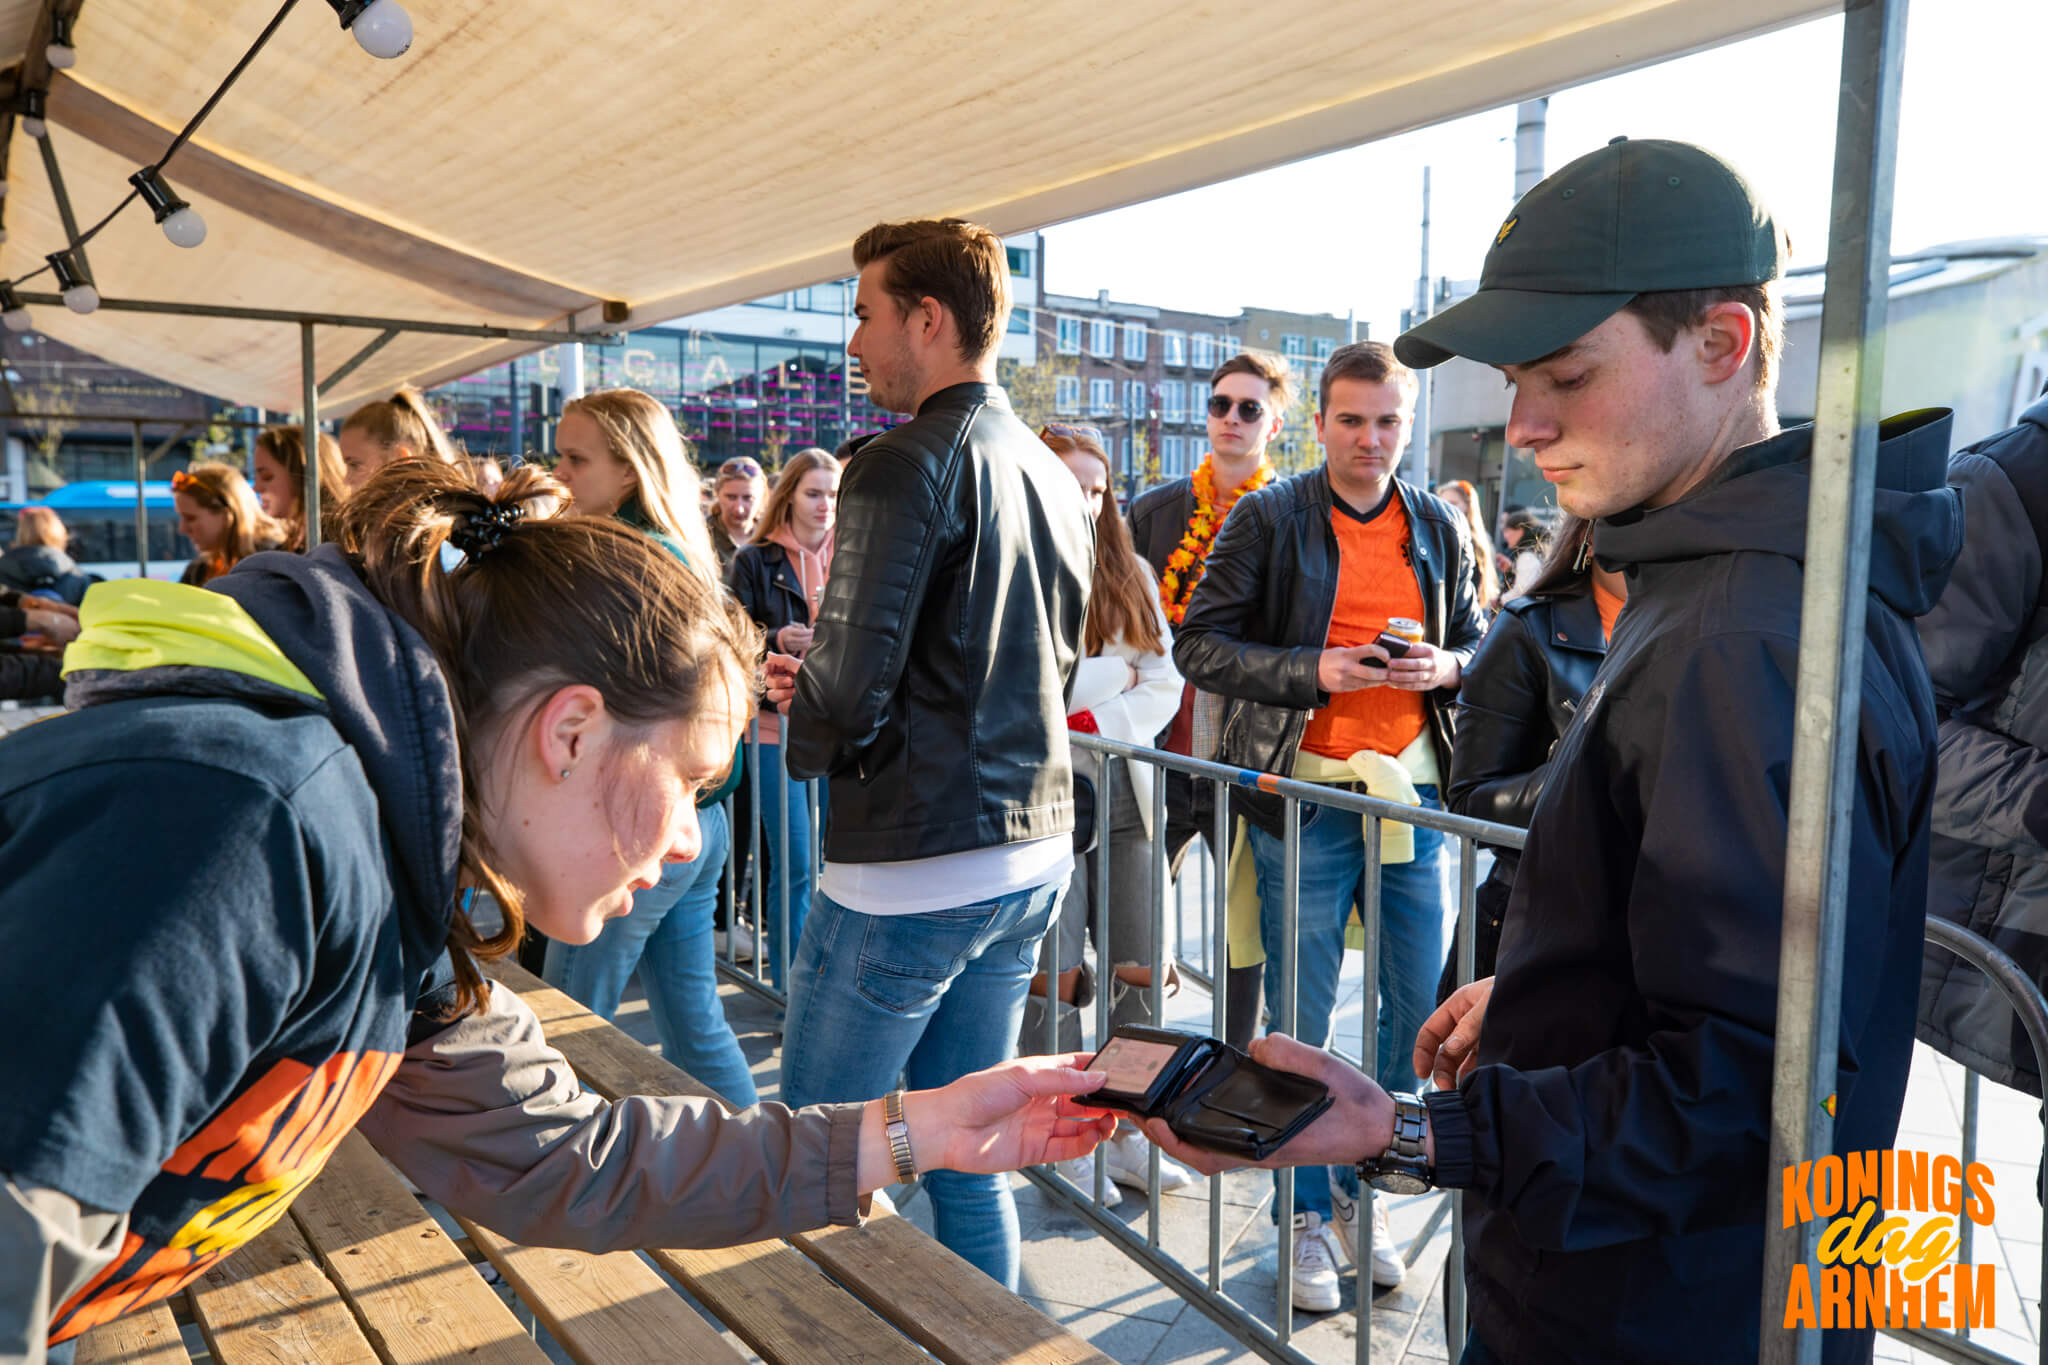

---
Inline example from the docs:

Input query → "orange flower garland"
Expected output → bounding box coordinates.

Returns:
[1158,454,1273,626]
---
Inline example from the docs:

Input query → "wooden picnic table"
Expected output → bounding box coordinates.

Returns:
[74,959,1112,1365]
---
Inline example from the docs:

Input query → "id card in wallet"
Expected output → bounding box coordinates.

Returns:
[1081,1025,1334,1160]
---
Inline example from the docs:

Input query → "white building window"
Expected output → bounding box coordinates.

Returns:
[1163,434,1186,474]
[1120,436,1133,473]
[1056,316,1082,355]
[1160,380,1185,424]
[1191,333,1216,370]
[1055,375,1081,415]
[1194,382,1212,421]
[1123,323,1147,362]
[1125,380,1147,418]
[1089,377,1116,415]
[1163,331,1187,367]
[1314,336,1335,364]
[1089,319,1115,358]
[1282,334,1307,362]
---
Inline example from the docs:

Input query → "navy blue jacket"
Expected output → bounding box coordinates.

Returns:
[1428,413,1961,1364]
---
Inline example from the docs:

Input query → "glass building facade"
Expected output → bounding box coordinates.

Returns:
[432,324,906,469]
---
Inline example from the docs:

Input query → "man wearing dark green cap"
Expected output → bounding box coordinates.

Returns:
[1134,139,1963,1362]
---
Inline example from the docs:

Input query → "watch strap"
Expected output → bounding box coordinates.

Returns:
[884,1089,918,1184]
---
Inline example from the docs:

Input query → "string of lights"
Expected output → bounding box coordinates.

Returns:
[0,0,413,332]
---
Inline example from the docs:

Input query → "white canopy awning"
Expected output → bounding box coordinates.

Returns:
[2,0,1835,412]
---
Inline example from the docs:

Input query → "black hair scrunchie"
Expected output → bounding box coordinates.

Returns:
[448,502,524,558]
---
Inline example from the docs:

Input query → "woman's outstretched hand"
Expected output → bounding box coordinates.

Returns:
[879,1054,1117,1188]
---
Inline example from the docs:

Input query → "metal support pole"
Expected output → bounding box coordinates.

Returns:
[1358,814,1383,1365]
[1209,773,1230,1292]
[38,133,90,281]
[131,422,146,578]
[1094,756,1113,1209]
[318,328,401,396]
[1760,2,1909,1359]
[1276,795,1301,1340]
[1149,765,1169,1247]
[1448,837,1478,1362]
[301,322,321,550]
[11,292,621,346]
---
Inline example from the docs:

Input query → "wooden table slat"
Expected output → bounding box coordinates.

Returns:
[792,1216,1114,1365]
[476,959,931,1364]
[455,1215,746,1364]
[187,1216,384,1365]
[72,1296,189,1364]
[290,1130,552,1365]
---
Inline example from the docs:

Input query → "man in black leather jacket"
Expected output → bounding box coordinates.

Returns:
[1174,340,1486,1304]
[774,218,1093,1291]
[1139,139,1962,1365]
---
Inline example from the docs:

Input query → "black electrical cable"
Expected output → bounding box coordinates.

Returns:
[10,0,303,281]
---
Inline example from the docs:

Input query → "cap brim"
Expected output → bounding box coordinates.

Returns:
[1393,288,1636,369]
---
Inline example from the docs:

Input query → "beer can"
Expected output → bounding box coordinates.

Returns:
[1385,616,1425,645]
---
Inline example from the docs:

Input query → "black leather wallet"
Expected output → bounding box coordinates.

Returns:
[1080,1026,1333,1161]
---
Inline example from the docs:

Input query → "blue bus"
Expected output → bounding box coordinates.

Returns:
[0,482,193,582]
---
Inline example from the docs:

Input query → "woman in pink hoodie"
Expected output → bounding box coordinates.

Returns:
[725,447,840,994]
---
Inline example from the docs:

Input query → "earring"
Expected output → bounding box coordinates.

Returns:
[1573,536,1593,575]
[560,768,571,779]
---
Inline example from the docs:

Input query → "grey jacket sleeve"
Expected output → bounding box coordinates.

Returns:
[1919,449,2048,856]
[355,984,868,1252]
[0,1177,127,1365]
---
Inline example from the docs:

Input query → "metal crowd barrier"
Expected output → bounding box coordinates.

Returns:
[702,726,2048,1365]
[1019,732,1521,1365]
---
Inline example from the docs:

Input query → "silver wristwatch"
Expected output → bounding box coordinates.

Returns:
[1359,1091,1433,1195]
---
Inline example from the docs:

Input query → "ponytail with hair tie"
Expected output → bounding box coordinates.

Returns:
[449,502,524,558]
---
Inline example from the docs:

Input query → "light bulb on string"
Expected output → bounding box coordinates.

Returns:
[0,284,30,333]
[18,88,47,139]
[48,249,97,314]
[45,13,76,69]
[327,0,412,59]
[130,166,207,248]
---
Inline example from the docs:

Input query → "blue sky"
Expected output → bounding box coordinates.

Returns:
[1041,1,2045,338]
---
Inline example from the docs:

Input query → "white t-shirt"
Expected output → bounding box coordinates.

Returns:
[819,834,1074,917]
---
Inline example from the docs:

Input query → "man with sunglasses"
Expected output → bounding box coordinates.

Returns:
[1173,339,1485,1308]
[1127,352,1292,1066]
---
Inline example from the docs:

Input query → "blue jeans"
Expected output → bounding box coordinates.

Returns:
[544,804,759,1108]
[1249,784,1446,1221]
[756,739,814,991]
[780,878,1062,1289]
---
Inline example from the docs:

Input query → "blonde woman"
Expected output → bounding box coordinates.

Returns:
[251,426,349,552]
[725,447,839,989]
[0,506,90,604]
[338,386,462,492]
[172,463,279,586]
[542,388,753,1104]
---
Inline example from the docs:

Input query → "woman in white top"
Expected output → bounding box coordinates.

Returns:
[1032,422,1197,1198]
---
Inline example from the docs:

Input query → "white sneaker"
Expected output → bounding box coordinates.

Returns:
[1332,1188,1406,1288]
[716,922,757,962]
[1059,1153,1121,1207]
[1101,1129,1198,1192]
[1289,1211,1343,1312]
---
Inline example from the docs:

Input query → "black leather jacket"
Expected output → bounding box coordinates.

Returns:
[725,540,811,649]
[1173,466,1486,833]
[1446,587,1607,878]
[786,382,1094,863]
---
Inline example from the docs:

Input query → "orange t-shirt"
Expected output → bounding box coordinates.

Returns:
[1300,495,1428,761]
[1593,579,1625,640]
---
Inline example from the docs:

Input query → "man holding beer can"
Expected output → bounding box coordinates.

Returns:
[1173,339,1486,1307]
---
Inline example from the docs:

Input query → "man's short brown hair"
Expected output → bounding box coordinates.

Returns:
[852,218,1012,364]
[1318,340,1417,413]
[1622,281,1783,389]
[1210,349,1296,412]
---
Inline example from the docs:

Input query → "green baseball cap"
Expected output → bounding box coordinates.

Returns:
[1394,137,1785,369]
